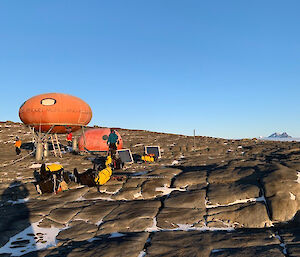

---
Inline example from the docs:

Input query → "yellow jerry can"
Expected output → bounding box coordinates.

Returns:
[142,155,155,162]
[94,166,112,185]
[46,164,64,172]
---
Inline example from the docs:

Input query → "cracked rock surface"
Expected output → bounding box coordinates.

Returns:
[0,121,300,256]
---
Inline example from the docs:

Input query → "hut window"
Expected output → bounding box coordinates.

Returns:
[41,98,56,106]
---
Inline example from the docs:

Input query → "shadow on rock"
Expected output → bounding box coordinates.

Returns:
[0,181,38,257]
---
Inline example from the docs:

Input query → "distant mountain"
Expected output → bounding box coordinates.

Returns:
[268,132,292,138]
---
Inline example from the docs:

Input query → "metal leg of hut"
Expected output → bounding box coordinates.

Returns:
[40,125,55,142]
[36,140,43,161]
[81,126,87,146]
[43,141,49,158]
[72,136,78,151]
[33,127,43,161]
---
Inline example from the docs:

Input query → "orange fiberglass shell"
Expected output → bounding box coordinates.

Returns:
[78,128,123,152]
[19,93,92,134]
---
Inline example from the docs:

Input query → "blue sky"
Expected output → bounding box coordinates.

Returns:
[1,0,300,138]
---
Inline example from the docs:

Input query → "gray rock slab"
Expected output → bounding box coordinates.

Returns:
[263,164,298,183]
[112,187,142,200]
[209,245,284,257]
[141,179,172,199]
[47,207,82,224]
[173,170,207,189]
[64,232,149,257]
[51,187,90,202]
[287,243,300,257]
[207,183,260,206]
[264,180,300,198]
[122,177,147,189]
[27,200,64,216]
[63,200,94,209]
[156,207,205,229]
[267,193,299,222]
[149,168,182,179]
[278,228,300,244]
[99,183,124,194]
[147,230,280,257]
[38,217,66,229]
[56,220,98,241]
[209,167,256,184]
[74,200,119,224]
[207,202,272,228]
[164,189,206,209]
[98,200,160,234]
[262,163,300,222]
[83,188,114,200]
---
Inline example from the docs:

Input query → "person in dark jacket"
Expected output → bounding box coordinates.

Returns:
[107,129,118,159]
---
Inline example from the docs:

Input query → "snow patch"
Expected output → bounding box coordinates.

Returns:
[211,249,225,253]
[155,185,185,195]
[192,225,235,232]
[134,143,143,147]
[8,182,22,188]
[109,232,126,238]
[7,198,29,205]
[145,219,235,233]
[29,163,42,169]
[75,196,86,201]
[175,223,194,230]
[0,221,65,256]
[132,171,149,176]
[86,196,114,201]
[138,250,146,257]
[171,224,233,232]
[145,218,159,232]
[171,160,179,166]
[99,187,108,193]
[290,192,296,200]
[29,162,60,169]
[276,234,288,255]
[87,237,102,243]
[206,196,266,208]
[72,217,89,223]
[296,172,300,183]
[280,243,288,255]
[95,219,103,226]
[134,191,142,198]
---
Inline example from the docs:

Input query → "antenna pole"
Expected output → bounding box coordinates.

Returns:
[193,129,196,150]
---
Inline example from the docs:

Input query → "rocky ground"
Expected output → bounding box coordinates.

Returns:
[0,121,299,257]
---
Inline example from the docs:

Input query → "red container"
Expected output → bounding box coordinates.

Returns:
[19,93,92,133]
[78,128,123,151]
